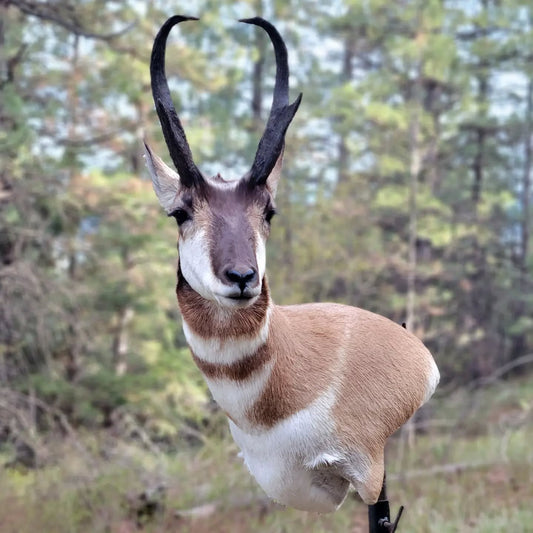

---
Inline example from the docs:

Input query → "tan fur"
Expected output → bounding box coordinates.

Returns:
[255,303,431,503]
[248,305,342,427]
[177,274,435,504]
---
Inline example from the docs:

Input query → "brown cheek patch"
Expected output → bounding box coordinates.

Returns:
[177,195,211,241]
[191,196,212,232]
[192,343,271,381]
[247,202,270,239]
[176,271,270,339]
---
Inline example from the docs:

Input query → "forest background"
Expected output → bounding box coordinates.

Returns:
[0,0,532,531]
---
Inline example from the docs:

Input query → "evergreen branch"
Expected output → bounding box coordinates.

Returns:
[7,0,136,41]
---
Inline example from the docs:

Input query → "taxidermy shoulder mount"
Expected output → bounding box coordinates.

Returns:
[145,15,440,513]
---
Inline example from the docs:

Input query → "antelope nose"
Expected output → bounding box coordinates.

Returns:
[225,268,257,290]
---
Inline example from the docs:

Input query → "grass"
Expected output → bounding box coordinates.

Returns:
[0,375,532,532]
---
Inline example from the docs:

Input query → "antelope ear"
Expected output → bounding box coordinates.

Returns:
[265,148,284,198]
[144,142,182,214]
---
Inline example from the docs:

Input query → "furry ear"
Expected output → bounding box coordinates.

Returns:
[144,142,182,214]
[265,148,284,198]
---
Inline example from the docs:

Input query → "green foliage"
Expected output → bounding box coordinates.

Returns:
[0,0,532,449]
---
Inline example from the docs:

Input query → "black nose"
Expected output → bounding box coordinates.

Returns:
[225,268,257,291]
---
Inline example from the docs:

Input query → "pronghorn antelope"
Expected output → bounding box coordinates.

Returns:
[145,15,439,513]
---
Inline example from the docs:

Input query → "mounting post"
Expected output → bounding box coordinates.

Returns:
[367,471,404,533]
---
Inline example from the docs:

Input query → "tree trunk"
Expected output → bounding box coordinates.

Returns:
[337,33,355,186]
[406,72,422,335]
[471,118,486,205]
[400,5,426,447]
[132,99,149,173]
[112,306,134,376]
[511,76,533,360]
[520,77,532,283]
[471,0,490,206]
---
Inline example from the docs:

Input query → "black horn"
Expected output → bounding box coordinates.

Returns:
[239,17,302,186]
[150,15,205,189]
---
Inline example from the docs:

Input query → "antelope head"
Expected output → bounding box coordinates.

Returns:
[145,16,301,308]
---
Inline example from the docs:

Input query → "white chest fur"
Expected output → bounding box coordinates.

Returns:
[228,386,371,513]
[182,316,270,365]
[205,361,274,429]
[182,317,272,428]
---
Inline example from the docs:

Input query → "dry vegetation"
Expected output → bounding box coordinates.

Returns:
[1,375,532,533]
[2,6,533,531]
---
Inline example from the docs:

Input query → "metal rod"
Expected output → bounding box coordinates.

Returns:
[367,471,404,533]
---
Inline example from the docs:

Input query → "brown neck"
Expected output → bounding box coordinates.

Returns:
[176,266,271,340]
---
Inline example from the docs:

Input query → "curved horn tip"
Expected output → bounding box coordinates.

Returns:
[167,15,200,22]
[155,15,200,37]
[238,17,271,26]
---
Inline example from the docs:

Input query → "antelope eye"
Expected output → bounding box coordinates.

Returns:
[169,208,191,226]
[265,208,276,224]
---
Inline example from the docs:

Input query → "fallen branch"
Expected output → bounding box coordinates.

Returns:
[389,461,495,481]
[175,493,280,520]
[0,387,92,465]
[470,353,533,389]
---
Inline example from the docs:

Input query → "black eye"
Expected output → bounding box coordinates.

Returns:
[169,208,191,226]
[265,208,276,224]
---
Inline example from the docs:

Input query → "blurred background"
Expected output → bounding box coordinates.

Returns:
[1,0,532,531]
